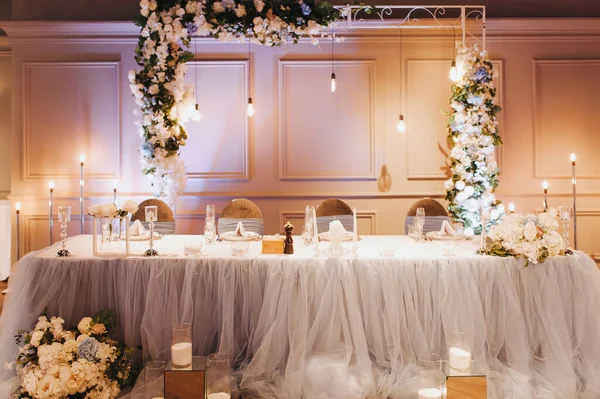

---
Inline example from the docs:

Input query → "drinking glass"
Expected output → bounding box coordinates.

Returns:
[171,323,192,369]
[417,353,444,399]
[144,206,159,257]
[56,206,71,257]
[206,352,232,398]
[205,205,217,244]
[558,205,573,249]
[303,205,314,245]
[480,207,491,251]
[145,360,166,399]
[449,331,472,372]
[415,208,425,238]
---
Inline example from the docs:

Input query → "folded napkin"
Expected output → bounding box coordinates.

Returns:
[328,219,347,236]
[130,220,146,236]
[439,220,459,236]
[235,221,246,237]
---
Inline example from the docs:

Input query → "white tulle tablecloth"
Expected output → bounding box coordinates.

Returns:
[1,235,600,399]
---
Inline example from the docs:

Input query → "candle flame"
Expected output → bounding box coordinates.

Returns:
[49,180,55,189]
[508,202,515,212]
[15,201,21,211]
[79,154,86,163]
[572,178,577,185]
[113,180,118,190]
[542,181,549,190]
[570,153,577,163]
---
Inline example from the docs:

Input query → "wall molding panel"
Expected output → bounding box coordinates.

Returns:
[278,59,377,181]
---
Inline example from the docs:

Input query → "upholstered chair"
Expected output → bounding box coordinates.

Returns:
[218,198,264,235]
[405,198,451,234]
[315,198,354,234]
[131,199,176,235]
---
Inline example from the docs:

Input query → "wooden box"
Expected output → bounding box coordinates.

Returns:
[165,357,206,399]
[446,376,487,399]
[262,235,285,254]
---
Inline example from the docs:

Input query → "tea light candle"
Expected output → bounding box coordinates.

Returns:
[418,387,442,399]
[449,346,472,371]
[207,393,231,399]
[171,342,192,367]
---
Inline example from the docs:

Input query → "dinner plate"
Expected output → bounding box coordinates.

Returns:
[425,231,465,241]
[318,232,355,242]
[220,231,262,242]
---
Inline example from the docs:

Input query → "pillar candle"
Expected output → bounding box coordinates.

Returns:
[80,154,85,234]
[571,153,577,249]
[171,342,192,367]
[49,180,55,245]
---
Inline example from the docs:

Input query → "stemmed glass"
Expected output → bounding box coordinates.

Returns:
[144,206,159,257]
[302,205,314,245]
[558,205,573,249]
[480,207,491,252]
[204,205,217,244]
[56,206,71,257]
[415,207,425,240]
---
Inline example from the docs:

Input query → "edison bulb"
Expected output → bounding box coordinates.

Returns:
[330,73,336,93]
[397,114,406,133]
[247,98,255,117]
[449,61,460,82]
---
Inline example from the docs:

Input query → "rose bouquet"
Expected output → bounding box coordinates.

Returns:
[482,208,569,265]
[88,200,138,219]
[7,311,136,399]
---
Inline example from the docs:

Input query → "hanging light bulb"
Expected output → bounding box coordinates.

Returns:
[191,103,201,122]
[330,73,336,93]
[449,60,460,82]
[247,97,255,117]
[397,114,406,133]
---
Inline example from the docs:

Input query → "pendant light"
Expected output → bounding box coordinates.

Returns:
[191,35,202,121]
[330,26,336,93]
[397,25,406,132]
[449,25,460,82]
[247,39,255,117]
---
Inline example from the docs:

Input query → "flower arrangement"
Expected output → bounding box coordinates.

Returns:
[88,201,139,219]
[7,311,136,399]
[129,0,339,202]
[482,208,569,265]
[445,45,503,235]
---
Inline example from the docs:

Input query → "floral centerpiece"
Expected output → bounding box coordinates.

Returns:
[88,201,139,244]
[445,45,503,235]
[481,208,570,265]
[6,311,136,398]
[129,0,340,202]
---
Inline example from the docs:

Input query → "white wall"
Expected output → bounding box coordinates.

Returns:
[1,19,599,262]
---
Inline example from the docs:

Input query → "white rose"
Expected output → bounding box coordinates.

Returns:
[212,2,225,12]
[523,221,537,242]
[455,181,466,191]
[254,0,265,12]
[122,200,139,215]
[88,204,102,217]
[463,227,474,237]
[490,209,500,220]
[77,317,92,334]
[444,179,454,191]
[463,185,475,197]
[148,0,157,11]
[30,330,44,347]
[235,4,246,17]
[101,203,118,218]
[148,84,159,95]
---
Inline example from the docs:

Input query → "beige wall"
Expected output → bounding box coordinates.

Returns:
[1,19,600,262]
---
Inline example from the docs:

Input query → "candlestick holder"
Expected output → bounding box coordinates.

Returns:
[478,208,490,253]
[558,205,573,250]
[144,205,159,257]
[56,206,71,257]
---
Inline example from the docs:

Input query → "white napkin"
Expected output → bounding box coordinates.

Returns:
[328,219,347,235]
[235,221,246,237]
[129,220,146,236]
[439,220,459,236]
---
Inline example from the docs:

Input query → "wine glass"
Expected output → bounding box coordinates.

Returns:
[144,206,159,257]
[56,206,71,257]
[558,205,573,249]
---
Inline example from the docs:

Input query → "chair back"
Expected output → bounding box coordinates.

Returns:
[218,199,264,235]
[131,199,176,235]
[405,198,449,234]
[316,198,354,233]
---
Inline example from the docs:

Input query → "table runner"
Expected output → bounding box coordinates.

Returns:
[1,235,600,398]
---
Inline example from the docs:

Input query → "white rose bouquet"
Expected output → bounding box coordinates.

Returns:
[88,201,139,219]
[7,311,137,399]
[482,208,570,265]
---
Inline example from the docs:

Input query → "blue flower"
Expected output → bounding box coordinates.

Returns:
[474,67,490,82]
[301,3,311,16]
[186,22,198,36]
[141,141,154,157]
[78,337,99,361]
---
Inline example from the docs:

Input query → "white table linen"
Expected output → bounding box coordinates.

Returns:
[1,235,600,398]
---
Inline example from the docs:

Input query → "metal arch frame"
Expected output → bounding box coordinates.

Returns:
[332,5,486,49]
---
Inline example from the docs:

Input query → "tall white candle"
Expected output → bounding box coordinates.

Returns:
[80,154,85,234]
[171,342,192,367]
[352,207,357,242]
[418,387,442,399]
[15,202,21,261]
[312,206,318,245]
[49,180,55,246]
[571,153,577,249]
[449,346,472,371]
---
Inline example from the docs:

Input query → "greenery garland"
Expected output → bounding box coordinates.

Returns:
[445,45,503,235]
[130,0,340,200]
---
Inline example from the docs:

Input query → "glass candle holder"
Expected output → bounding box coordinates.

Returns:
[183,240,203,257]
[558,205,573,249]
[205,205,217,244]
[56,206,71,257]
[144,206,159,257]
[171,323,192,369]
[206,352,232,399]
[449,331,472,372]
[417,353,444,399]
[145,360,166,399]
[231,241,249,257]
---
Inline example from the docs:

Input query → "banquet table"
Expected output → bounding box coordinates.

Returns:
[1,235,600,399]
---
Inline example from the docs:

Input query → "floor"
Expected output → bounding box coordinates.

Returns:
[0,281,7,314]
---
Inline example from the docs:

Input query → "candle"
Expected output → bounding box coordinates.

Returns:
[508,202,515,214]
[352,207,357,243]
[207,394,231,399]
[113,180,118,203]
[571,153,577,249]
[449,346,472,371]
[418,387,442,399]
[312,206,318,246]
[328,220,344,249]
[542,180,549,211]
[80,154,85,234]
[49,180,55,245]
[171,342,192,367]
[15,202,21,261]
